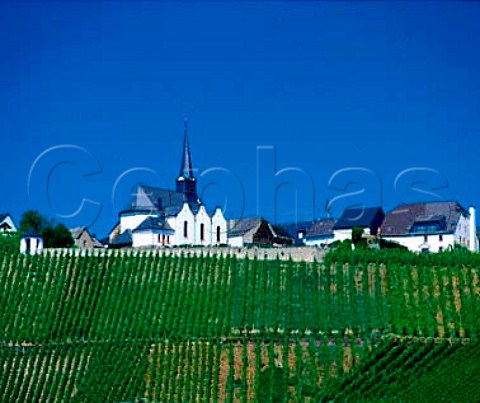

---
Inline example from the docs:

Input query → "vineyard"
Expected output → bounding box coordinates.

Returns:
[0,249,479,401]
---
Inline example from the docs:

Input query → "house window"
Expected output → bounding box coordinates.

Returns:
[439,247,443,252]
[200,223,205,241]
[184,221,188,238]
[216,226,221,243]
[439,234,443,242]
[424,235,428,242]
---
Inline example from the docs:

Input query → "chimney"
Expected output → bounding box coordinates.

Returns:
[469,206,477,252]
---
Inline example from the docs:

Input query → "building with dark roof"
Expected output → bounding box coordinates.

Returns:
[276,218,335,247]
[71,227,103,249]
[109,121,227,248]
[333,207,384,242]
[304,218,336,246]
[380,201,477,253]
[227,217,292,247]
[0,213,17,233]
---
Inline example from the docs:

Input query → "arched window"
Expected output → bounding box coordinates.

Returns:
[216,226,221,243]
[200,223,205,241]
[184,221,188,238]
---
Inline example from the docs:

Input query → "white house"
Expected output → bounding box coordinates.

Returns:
[0,213,17,233]
[380,201,478,253]
[20,230,44,255]
[109,122,228,248]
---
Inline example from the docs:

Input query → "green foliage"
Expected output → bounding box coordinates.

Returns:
[19,210,73,248]
[0,251,478,400]
[42,223,74,248]
[0,232,20,255]
[74,342,149,402]
[19,210,47,234]
[324,243,480,267]
[352,227,364,245]
[321,339,480,401]
[378,238,408,250]
[257,365,288,402]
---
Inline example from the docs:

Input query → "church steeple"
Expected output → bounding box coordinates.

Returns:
[176,119,197,201]
[179,119,194,180]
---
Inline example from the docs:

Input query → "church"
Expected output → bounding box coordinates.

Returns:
[109,123,228,248]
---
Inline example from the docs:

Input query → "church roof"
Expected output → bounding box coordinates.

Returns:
[122,184,202,215]
[133,217,173,232]
[111,230,132,246]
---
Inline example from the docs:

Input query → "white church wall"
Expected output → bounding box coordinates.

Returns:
[132,231,157,248]
[195,206,212,245]
[175,203,195,246]
[166,216,177,245]
[212,208,228,245]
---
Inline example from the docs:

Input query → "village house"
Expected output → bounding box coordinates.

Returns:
[109,122,228,248]
[380,201,478,253]
[277,218,335,248]
[227,217,292,247]
[303,218,336,247]
[20,230,43,255]
[70,227,103,249]
[333,207,385,242]
[0,213,17,233]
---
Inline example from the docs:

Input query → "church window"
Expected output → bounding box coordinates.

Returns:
[184,221,188,238]
[216,226,221,243]
[200,223,205,241]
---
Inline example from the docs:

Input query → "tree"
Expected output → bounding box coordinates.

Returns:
[42,223,74,248]
[352,227,364,245]
[19,210,74,248]
[19,210,47,234]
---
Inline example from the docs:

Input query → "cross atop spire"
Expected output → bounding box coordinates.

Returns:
[179,118,194,180]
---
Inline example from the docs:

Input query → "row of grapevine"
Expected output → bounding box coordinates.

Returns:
[1,250,479,343]
[1,249,478,400]
[322,338,479,401]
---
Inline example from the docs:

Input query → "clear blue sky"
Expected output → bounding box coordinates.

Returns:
[1,2,480,237]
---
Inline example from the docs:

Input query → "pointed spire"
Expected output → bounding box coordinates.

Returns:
[179,118,194,180]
